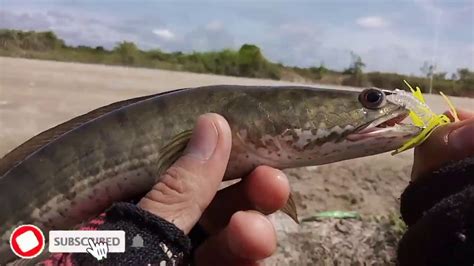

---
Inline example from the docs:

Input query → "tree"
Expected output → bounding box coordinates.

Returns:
[449,73,457,92]
[420,61,436,93]
[351,52,366,75]
[456,68,474,95]
[237,44,264,77]
[342,52,367,86]
[433,72,447,80]
[457,68,472,81]
[41,31,64,49]
[114,41,139,65]
[344,52,365,75]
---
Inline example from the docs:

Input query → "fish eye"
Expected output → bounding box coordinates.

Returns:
[359,88,386,109]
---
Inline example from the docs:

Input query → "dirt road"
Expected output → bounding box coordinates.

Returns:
[1,57,473,265]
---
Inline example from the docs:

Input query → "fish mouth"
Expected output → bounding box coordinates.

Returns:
[347,108,422,141]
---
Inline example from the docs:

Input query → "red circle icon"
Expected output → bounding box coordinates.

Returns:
[10,225,45,259]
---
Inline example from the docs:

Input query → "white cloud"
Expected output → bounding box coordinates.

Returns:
[1,3,471,75]
[152,28,175,41]
[0,10,136,49]
[416,0,444,16]
[205,20,223,31]
[180,23,234,52]
[356,16,389,29]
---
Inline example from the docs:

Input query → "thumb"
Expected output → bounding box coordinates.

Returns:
[139,113,232,234]
[412,117,474,180]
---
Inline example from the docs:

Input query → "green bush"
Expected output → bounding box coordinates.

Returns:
[365,71,474,97]
[113,41,140,65]
[0,29,64,51]
[238,44,262,76]
[456,68,474,96]
[0,29,471,97]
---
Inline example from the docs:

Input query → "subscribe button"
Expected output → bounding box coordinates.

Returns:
[49,230,125,253]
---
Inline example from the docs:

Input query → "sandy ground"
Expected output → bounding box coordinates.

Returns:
[1,57,473,265]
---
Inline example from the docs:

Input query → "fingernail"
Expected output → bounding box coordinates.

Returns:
[450,123,474,151]
[184,115,218,160]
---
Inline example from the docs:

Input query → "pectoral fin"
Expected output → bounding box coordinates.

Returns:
[157,129,193,175]
[158,129,300,224]
[280,192,299,223]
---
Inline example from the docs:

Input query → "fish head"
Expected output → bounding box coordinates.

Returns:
[229,86,422,170]
[283,87,421,165]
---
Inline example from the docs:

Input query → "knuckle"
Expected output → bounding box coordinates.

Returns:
[145,165,194,203]
[160,166,189,194]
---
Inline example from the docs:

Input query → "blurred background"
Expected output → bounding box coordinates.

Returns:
[1,0,473,95]
[0,1,473,265]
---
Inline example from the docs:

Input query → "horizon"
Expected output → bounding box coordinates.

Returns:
[1,0,473,75]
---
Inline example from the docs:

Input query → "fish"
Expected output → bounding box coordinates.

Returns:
[0,85,421,263]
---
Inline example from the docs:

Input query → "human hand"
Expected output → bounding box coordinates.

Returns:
[411,109,474,180]
[398,109,474,265]
[138,113,290,265]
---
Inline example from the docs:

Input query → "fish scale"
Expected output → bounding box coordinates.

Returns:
[0,85,420,263]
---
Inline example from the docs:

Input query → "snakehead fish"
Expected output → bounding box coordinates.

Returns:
[0,85,420,262]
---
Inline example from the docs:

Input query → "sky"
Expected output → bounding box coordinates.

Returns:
[0,0,473,75]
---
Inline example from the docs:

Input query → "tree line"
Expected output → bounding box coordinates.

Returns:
[0,29,472,97]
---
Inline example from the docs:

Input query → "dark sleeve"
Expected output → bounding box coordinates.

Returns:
[41,202,192,266]
[397,156,474,266]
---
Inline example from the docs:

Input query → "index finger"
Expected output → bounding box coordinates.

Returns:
[444,108,474,121]
[411,117,474,180]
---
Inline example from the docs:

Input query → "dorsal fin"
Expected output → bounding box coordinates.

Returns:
[0,88,186,177]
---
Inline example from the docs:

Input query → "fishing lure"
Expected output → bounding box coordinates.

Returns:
[387,80,459,154]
